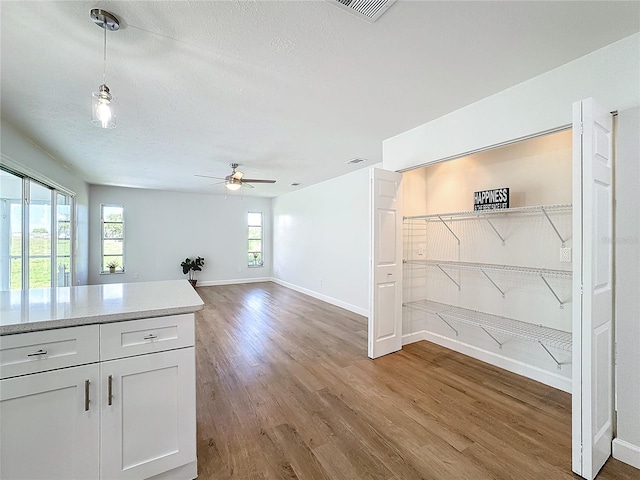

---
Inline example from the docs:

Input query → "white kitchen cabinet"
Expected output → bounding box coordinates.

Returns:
[100,348,196,480]
[0,363,100,480]
[0,312,197,480]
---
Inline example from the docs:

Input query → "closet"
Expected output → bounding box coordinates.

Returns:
[401,129,573,391]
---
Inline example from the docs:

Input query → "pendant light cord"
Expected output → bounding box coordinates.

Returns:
[102,17,107,84]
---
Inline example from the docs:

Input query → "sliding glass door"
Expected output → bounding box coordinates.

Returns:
[56,193,72,287]
[0,168,23,290]
[28,181,53,288]
[0,167,74,290]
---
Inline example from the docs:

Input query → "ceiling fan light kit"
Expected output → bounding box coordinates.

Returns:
[225,178,242,191]
[90,9,119,129]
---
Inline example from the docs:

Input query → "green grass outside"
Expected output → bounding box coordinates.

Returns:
[10,235,72,289]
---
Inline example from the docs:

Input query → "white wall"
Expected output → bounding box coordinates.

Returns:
[613,106,640,469]
[1,120,90,285]
[414,129,572,213]
[88,186,272,286]
[272,167,371,316]
[384,33,640,172]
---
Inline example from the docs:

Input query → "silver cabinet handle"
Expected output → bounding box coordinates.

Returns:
[143,334,158,340]
[85,380,90,411]
[108,375,113,406]
[27,349,47,357]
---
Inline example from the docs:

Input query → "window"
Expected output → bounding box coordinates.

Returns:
[0,166,75,290]
[101,204,125,273]
[247,212,263,267]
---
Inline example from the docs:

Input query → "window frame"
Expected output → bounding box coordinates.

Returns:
[100,203,125,274]
[0,164,75,290]
[247,211,263,268]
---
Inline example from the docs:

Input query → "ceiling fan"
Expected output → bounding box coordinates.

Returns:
[195,163,276,191]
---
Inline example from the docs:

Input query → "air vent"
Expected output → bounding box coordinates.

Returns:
[289,182,303,187]
[327,0,396,23]
[346,157,367,165]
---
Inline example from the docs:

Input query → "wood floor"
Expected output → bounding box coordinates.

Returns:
[194,282,637,480]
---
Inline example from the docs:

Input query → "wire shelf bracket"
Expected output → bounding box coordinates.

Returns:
[436,215,460,244]
[540,274,565,309]
[436,264,461,290]
[539,341,563,370]
[480,326,503,349]
[540,206,569,247]
[481,216,506,245]
[480,269,505,298]
[436,313,459,336]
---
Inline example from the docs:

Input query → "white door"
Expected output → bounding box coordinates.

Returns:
[368,168,403,358]
[571,98,614,480]
[100,348,196,480]
[0,364,100,480]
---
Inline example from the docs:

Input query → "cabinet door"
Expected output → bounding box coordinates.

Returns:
[100,347,196,480]
[0,364,100,480]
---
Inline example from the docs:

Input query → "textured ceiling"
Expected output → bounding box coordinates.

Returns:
[1,1,639,197]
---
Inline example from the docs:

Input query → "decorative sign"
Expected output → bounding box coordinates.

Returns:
[474,188,510,211]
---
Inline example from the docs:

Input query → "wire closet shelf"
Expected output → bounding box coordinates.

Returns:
[403,203,573,221]
[404,203,572,246]
[403,260,572,279]
[403,299,572,368]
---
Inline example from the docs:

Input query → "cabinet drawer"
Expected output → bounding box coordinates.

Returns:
[0,325,100,379]
[100,314,195,361]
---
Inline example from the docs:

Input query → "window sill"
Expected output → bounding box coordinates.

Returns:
[247,265,264,269]
[100,271,126,275]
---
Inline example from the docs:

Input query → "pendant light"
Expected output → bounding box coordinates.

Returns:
[90,9,119,129]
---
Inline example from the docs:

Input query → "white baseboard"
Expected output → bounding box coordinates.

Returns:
[402,331,429,346]
[197,277,271,287]
[270,277,368,317]
[402,330,572,393]
[613,438,640,470]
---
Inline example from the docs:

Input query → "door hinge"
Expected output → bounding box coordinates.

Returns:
[580,122,583,134]
[579,284,583,295]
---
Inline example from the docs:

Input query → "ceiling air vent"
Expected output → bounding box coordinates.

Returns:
[289,182,303,187]
[327,0,397,23]
[346,157,367,165]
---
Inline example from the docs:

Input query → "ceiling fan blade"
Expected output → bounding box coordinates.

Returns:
[242,179,276,184]
[194,174,225,180]
[232,171,244,180]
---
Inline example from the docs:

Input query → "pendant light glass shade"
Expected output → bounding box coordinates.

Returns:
[91,84,116,128]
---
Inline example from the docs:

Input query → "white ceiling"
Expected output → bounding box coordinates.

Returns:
[2,1,639,197]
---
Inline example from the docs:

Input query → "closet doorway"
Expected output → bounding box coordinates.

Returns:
[369,98,614,480]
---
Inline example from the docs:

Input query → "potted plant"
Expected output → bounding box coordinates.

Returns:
[181,256,204,288]
[106,260,119,274]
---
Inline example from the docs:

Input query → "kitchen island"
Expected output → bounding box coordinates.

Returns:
[0,280,204,480]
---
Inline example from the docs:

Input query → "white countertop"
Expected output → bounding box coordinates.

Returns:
[0,280,204,335]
